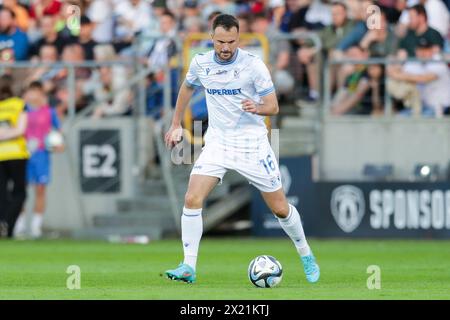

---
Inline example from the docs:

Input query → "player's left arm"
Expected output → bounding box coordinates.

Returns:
[242,92,279,116]
[243,57,279,116]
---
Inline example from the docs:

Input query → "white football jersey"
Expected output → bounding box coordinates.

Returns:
[185,48,275,149]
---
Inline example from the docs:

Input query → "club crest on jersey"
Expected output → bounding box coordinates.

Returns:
[206,68,210,75]
[234,70,239,78]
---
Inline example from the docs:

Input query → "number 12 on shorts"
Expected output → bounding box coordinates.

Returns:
[259,154,276,175]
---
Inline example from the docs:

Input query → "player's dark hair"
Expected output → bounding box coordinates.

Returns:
[208,11,222,22]
[409,4,427,21]
[0,74,14,101]
[212,14,239,33]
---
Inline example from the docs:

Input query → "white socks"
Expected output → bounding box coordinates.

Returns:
[13,214,27,237]
[13,213,44,238]
[181,207,203,271]
[277,204,311,257]
[31,214,43,238]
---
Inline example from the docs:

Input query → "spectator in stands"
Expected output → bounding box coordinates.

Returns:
[297,1,355,101]
[397,4,444,57]
[237,13,251,47]
[25,44,63,104]
[114,0,156,41]
[13,81,63,238]
[182,16,204,35]
[397,0,449,39]
[333,0,374,54]
[78,15,98,60]
[331,46,384,115]
[54,43,90,117]
[29,0,62,21]
[421,0,449,39]
[148,9,178,71]
[303,0,332,29]
[147,9,180,105]
[237,12,251,33]
[377,0,403,24]
[201,0,238,21]
[387,38,450,117]
[3,0,30,32]
[85,0,114,44]
[0,7,29,61]
[146,72,164,120]
[182,0,202,20]
[359,7,398,57]
[250,11,290,70]
[57,0,84,38]
[0,74,28,238]
[282,0,315,34]
[29,13,76,59]
[85,45,131,118]
[249,12,292,100]
[269,0,286,30]
[165,0,186,18]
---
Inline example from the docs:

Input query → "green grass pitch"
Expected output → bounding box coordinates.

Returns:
[1,238,450,300]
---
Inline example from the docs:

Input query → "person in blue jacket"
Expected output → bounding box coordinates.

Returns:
[0,7,29,61]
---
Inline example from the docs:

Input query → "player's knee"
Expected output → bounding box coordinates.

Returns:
[184,192,203,209]
[272,203,289,218]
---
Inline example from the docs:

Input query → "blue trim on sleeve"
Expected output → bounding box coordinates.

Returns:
[258,87,275,97]
[185,79,201,88]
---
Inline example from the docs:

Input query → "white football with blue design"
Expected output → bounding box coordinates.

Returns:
[248,255,283,288]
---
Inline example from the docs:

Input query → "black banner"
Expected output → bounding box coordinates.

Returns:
[79,129,121,193]
[251,156,450,238]
[314,182,450,238]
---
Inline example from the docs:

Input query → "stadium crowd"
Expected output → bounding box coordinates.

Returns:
[0,0,449,119]
[0,0,449,239]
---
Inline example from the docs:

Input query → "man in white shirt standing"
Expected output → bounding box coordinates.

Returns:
[164,14,320,284]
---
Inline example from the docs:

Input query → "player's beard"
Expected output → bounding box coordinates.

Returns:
[218,50,234,61]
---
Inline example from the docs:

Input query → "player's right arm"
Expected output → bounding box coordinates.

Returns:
[164,81,195,148]
[165,55,203,148]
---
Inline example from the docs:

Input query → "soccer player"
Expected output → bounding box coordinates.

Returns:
[164,14,320,284]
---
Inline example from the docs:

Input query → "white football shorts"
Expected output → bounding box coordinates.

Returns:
[190,139,283,193]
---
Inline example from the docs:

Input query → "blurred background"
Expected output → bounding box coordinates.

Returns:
[1,0,449,241]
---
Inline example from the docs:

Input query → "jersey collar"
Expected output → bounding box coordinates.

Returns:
[213,49,239,65]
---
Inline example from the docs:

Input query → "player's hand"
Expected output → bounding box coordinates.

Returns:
[241,99,259,114]
[164,124,183,148]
